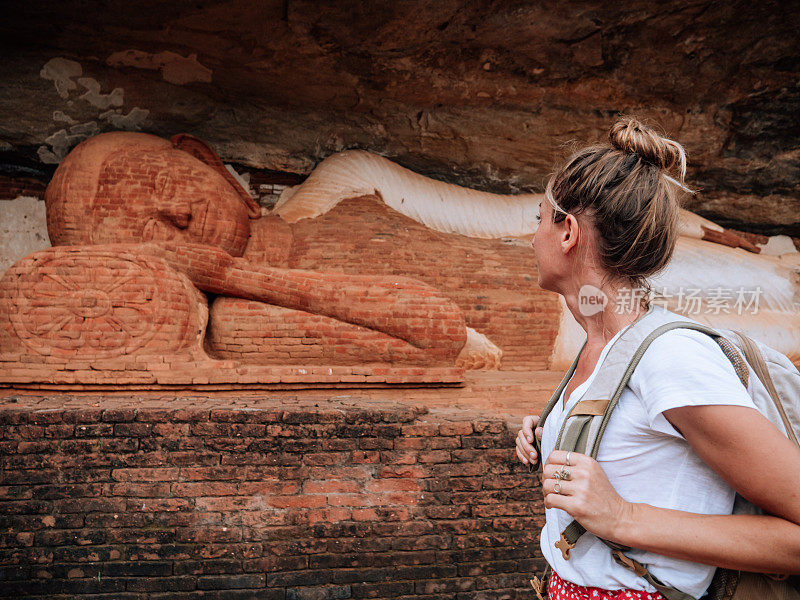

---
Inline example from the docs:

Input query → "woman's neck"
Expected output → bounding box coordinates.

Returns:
[562,282,647,350]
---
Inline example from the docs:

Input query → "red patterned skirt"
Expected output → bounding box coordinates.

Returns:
[548,570,667,600]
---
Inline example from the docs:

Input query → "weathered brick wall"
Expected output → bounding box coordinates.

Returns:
[0,397,546,599]
[0,176,46,201]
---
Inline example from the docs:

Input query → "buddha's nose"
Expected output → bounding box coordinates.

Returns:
[158,198,192,229]
[155,171,191,229]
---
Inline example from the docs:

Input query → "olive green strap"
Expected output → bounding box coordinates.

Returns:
[529,338,588,472]
[554,524,698,600]
[554,520,586,560]
[540,338,588,425]
[606,545,697,600]
[559,415,594,455]
[588,320,745,459]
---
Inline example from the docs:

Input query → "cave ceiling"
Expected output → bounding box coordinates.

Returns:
[0,0,798,235]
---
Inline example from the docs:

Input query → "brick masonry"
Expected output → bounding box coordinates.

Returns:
[0,393,547,599]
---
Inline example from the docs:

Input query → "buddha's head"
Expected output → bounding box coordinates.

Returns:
[46,132,260,257]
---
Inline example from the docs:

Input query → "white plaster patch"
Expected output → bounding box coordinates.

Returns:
[107,49,213,85]
[37,145,59,163]
[758,234,797,256]
[0,196,51,275]
[37,122,100,163]
[98,107,149,130]
[77,77,124,109]
[40,57,129,164]
[40,57,82,99]
[69,121,100,137]
[779,253,800,269]
[53,110,78,125]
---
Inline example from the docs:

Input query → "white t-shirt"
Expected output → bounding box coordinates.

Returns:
[540,310,758,598]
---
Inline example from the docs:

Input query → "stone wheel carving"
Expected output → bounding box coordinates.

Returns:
[2,248,204,359]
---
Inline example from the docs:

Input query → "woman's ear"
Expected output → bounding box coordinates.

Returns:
[170,133,261,218]
[560,213,580,253]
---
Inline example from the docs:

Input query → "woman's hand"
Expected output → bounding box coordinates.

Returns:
[542,450,631,542]
[515,415,543,467]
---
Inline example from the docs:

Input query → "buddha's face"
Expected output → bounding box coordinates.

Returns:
[90,147,250,256]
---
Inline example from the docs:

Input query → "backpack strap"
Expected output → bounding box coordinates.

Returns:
[605,542,698,600]
[585,320,748,458]
[731,330,799,446]
[554,523,697,600]
[529,337,587,471]
[540,339,587,428]
[555,319,748,461]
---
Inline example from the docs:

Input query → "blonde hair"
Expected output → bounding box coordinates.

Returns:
[545,117,691,307]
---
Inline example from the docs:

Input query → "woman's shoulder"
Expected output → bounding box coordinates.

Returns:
[633,318,739,385]
[632,324,742,391]
[646,321,724,355]
[639,307,732,362]
[626,315,756,426]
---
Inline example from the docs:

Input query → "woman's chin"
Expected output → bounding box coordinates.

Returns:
[536,274,550,292]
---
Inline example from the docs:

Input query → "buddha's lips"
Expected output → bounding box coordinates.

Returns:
[142,218,179,244]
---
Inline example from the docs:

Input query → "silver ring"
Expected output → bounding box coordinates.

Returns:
[554,470,562,480]
[565,451,572,466]
[560,468,571,481]
[553,482,561,494]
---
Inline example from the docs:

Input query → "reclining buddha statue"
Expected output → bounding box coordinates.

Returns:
[0,132,501,384]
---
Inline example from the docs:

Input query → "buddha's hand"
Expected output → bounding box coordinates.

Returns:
[541,450,630,543]
[136,241,236,291]
[516,415,543,467]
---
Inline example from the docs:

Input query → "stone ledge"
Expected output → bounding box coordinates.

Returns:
[0,370,563,425]
[0,356,465,390]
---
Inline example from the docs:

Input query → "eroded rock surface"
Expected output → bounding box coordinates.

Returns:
[0,0,798,234]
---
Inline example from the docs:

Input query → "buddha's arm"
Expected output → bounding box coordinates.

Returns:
[141,241,466,351]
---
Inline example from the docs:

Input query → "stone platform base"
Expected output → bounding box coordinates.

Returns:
[0,355,464,390]
[0,372,560,599]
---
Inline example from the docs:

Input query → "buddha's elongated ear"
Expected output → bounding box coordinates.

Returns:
[170,133,261,218]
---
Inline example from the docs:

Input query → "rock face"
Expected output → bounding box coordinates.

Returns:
[0,0,798,234]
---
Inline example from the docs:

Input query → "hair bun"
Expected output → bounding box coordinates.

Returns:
[609,118,687,180]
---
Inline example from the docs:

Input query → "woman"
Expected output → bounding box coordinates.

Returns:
[516,118,800,599]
